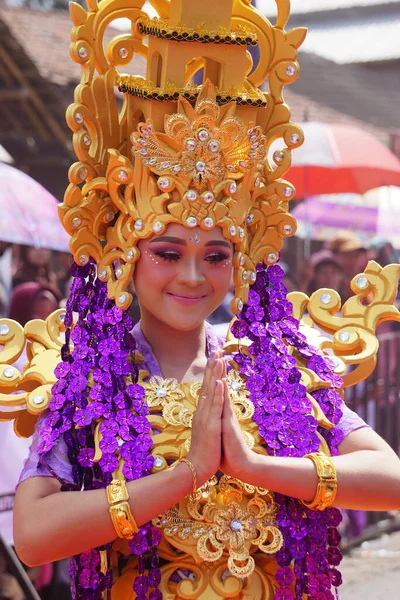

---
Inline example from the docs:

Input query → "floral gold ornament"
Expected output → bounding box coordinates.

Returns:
[61,0,304,313]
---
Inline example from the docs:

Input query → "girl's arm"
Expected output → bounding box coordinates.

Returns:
[14,355,226,567]
[221,383,400,510]
[244,427,400,510]
[14,461,192,567]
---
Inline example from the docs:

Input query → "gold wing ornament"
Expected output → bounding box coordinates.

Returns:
[0,310,67,437]
[59,0,306,314]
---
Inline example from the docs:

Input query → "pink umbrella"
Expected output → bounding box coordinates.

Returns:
[285,122,400,198]
[0,162,69,251]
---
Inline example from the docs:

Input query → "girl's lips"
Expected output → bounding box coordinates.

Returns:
[166,292,207,306]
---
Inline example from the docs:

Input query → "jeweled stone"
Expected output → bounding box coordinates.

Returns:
[203,217,214,229]
[183,528,191,535]
[118,170,128,182]
[320,293,332,305]
[106,211,114,222]
[267,252,278,264]
[246,213,255,223]
[78,46,88,59]
[230,380,242,391]
[154,456,164,468]
[273,150,285,163]
[126,249,135,261]
[0,324,10,336]
[227,164,235,171]
[79,254,89,265]
[153,222,163,233]
[161,162,170,170]
[58,312,66,323]
[98,269,107,280]
[198,528,205,535]
[156,387,167,398]
[290,133,300,144]
[75,112,84,124]
[158,176,171,189]
[283,224,293,236]
[72,217,82,228]
[117,438,124,447]
[338,331,350,342]
[195,160,206,173]
[139,149,148,155]
[239,227,245,239]
[286,65,296,77]
[173,165,182,172]
[202,192,214,204]
[3,367,14,378]
[198,129,209,141]
[249,152,257,159]
[209,140,220,153]
[237,299,243,311]
[185,138,197,151]
[239,161,248,168]
[186,216,198,228]
[230,520,243,532]
[118,47,129,59]
[229,226,237,237]
[115,267,123,279]
[240,256,245,267]
[78,167,87,180]
[185,190,198,202]
[148,157,157,165]
[134,219,144,231]
[356,276,368,289]
[83,134,91,146]
[251,142,259,149]
[250,271,256,283]
[242,270,248,281]
[118,293,127,304]
[283,186,293,198]
[254,177,261,188]
[229,182,237,194]
[32,395,45,406]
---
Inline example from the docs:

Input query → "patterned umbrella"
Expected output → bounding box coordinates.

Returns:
[284,122,400,198]
[292,187,400,248]
[0,162,69,251]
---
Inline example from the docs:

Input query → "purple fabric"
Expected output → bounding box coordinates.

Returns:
[17,321,367,486]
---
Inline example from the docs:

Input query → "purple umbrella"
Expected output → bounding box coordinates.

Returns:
[292,187,400,248]
[0,162,69,251]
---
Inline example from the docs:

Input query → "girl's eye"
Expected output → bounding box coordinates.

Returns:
[154,250,181,262]
[205,253,231,265]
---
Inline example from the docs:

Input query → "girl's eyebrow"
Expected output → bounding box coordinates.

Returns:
[149,236,231,249]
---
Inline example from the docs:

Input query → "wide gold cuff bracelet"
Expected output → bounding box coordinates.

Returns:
[302,452,338,511]
[106,479,139,539]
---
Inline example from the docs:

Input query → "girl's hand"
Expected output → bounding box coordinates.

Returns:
[220,378,254,480]
[187,353,224,486]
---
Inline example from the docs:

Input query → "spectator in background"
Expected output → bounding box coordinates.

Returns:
[307,249,343,297]
[9,282,61,327]
[326,231,368,300]
[12,246,58,290]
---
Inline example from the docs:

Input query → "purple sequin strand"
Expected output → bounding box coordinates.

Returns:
[37,262,161,600]
[231,262,343,600]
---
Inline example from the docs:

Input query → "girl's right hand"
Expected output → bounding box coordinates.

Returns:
[187,353,224,486]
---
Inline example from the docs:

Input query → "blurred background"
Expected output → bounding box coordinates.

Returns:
[0,0,400,599]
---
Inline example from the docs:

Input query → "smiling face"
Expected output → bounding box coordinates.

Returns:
[133,223,233,331]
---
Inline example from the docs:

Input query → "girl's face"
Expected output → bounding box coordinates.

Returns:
[134,223,233,331]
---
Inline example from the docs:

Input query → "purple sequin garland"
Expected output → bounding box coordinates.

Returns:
[37,260,344,600]
[231,263,344,600]
[37,262,162,600]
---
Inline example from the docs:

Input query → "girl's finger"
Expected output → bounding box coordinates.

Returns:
[211,379,224,419]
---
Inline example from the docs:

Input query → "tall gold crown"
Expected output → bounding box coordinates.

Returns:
[61,0,306,313]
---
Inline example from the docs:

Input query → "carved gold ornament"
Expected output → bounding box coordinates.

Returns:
[61,0,305,314]
[154,475,282,579]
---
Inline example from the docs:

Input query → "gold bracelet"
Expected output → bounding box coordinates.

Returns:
[302,452,338,511]
[180,458,197,494]
[106,479,139,539]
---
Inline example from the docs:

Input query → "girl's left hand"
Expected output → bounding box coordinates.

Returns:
[220,379,254,480]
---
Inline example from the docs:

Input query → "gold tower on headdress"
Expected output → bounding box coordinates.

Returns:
[62,0,307,312]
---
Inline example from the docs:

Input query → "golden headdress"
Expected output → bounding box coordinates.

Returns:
[62,0,306,313]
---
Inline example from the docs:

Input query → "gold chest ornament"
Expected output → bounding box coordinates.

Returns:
[140,369,283,579]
